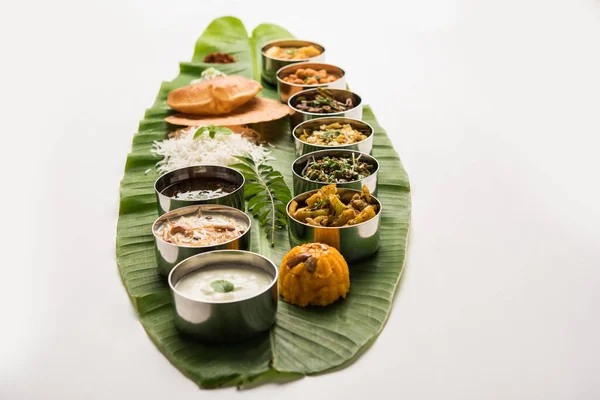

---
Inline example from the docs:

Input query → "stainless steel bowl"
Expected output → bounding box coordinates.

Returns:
[168,250,278,343]
[286,188,382,262]
[292,117,374,157]
[276,62,346,103]
[154,165,245,216]
[152,205,251,277]
[292,149,379,196]
[261,39,326,85]
[288,88,363,130]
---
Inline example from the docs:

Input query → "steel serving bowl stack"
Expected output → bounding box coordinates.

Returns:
[168,250,278,343]
[287,88,363,130]
[292,117,374,157]
[261,39,326,85]
[154,165,245,216]
[292,149,379,196]
[286,188,382,262]
[276,62,346,103]
[152,204,251,277]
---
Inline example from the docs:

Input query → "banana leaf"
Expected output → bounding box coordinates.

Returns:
[116,16,411,389]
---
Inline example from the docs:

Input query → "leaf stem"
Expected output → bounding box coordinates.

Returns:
[253,165,276,247]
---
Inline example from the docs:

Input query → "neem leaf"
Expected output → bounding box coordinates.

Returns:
[210,279,234,293]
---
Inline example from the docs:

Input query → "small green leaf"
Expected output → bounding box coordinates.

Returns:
[210,280,234,293]
[193,127,208,139]
[214,126,233,135]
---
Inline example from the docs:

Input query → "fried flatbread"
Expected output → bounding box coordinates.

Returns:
[167,75,262,115]
[164,97,290,127]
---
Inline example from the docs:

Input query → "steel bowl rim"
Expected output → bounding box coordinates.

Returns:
[276,62,346,88]
[287,88,363,116]
[291,149,380,185]
[286,188,383,230]
[152,204,252,249]
[292,116,374,149]
[261,38,326,62]
[168,249,279,305]
[154,164,245,202]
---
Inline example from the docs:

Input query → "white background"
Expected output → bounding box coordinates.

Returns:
[1,0,599,398]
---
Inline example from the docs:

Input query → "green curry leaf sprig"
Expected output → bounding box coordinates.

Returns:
[230,155,292,247]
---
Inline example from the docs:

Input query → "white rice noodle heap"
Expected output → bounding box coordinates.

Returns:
[152,127,272,174]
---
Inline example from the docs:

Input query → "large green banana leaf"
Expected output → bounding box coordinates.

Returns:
[116,16,411,389]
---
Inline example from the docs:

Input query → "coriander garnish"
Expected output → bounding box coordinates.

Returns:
[211,279,235,293]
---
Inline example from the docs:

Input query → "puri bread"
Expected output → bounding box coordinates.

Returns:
[165,97,290,127]
[167,76,263,115]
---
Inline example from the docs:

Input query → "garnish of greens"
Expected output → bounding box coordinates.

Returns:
[194,124,233,139]
[190,67,227,84]
[211,279,235,293]
[294,88,354,113]
[230,155,292,247]
[301,154,374,183]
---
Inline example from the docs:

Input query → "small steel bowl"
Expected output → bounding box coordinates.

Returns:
[292,117,374,157]
[276,62,346,103]
[261,39,326,85]
[168,250,278,343]
[288,88,363,130]
[152,205,251,277]
[154,165,245,216]
[286,188,382,262]
[292,149,379,196]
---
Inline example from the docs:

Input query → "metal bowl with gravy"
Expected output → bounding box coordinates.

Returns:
[152,204,251,277]
[276,62,346,103]
[168,250,278,343]
[288,88,363,130]
[261,39,326,85]
[292,117,374,157]
[286,188,382,262]
[292,149,379,196]
[154,165,245,215]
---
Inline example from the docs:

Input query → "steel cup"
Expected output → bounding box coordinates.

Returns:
[276,62,346,103]
[288,88,363,130]
[154,165,245,216]
[261,39,326,85]
[292,149,379,196]
[286,188,382,262]
[169,250,278,343]
[152,205,251,277]
[292,117,374,157]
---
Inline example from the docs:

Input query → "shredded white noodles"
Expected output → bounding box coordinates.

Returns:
[152,127,272,174]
